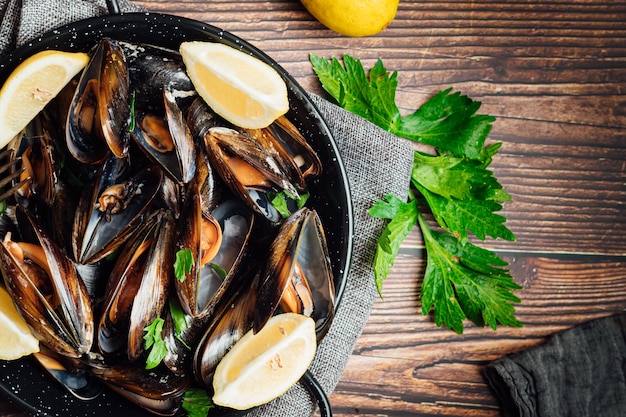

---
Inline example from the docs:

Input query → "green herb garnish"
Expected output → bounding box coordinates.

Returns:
[270,190,310,218]
[209,263,228,281]
[143,317,168,369]
[174,248,194,281]
[182,388,214,417]
[311,54,522,333]
[168,297,190,349]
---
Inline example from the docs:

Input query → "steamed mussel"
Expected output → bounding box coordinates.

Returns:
[0,37,337,416]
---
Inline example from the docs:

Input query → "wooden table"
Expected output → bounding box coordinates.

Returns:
[2,0,626,416]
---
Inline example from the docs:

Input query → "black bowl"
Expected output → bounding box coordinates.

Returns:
[0,12,353,417]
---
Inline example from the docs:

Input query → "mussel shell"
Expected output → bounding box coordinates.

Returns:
[204,127,285,224]
[0,208,94,358]
[97,209,175,361]
[254,207,335,341]
[263,115,323,181]
[98,39,131,158]
[175,191,255,319]
[72,156,163,265]
[66,38,130,164]
[14,116,59,206]
[120,41,194,105]
[89,362,190,417]
[130,87,197,184]
[187,99,223,212]
[121,40,198,185]
[241,115,322,196]
[123,40,198,185]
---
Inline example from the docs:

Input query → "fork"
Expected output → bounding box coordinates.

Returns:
[0,148,31,203]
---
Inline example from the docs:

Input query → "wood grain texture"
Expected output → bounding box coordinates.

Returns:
[1,0,626,416]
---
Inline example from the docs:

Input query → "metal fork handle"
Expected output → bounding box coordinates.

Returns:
[106,0,121,15]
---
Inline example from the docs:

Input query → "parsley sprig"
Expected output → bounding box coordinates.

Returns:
[143,318,168,369]
[182,388,214,417]
[311,54,522,333]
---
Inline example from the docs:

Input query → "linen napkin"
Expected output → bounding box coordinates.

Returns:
[0,1,415,416]
[484,312,626,417]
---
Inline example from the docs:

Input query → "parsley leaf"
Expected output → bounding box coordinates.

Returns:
[209,263,228,281]
[309,54,400,132]
[143,317,168,369]
[368,194,419,297]
[174,248,194,281]
[418,213,521,333]
[182,388,214,417]
[168,297,191,349]
[312,54,521,333]
[397,89,496,160]
[270,190,310,218]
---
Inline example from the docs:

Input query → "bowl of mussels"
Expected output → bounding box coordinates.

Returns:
[0,10,353,417]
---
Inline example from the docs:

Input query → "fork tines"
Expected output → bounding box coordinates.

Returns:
[0,148,30,203]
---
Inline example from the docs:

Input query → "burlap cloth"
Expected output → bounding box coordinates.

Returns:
[0,0,414,416]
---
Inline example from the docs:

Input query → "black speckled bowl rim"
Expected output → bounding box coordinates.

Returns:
[0,12,353,417]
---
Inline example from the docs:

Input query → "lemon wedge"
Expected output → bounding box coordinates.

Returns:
[179,41,289,129]
[0,285,39,360]
[212,312,317,410]
[0,50,89,149]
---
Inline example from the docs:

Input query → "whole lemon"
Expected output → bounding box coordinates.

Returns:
[301,0,399,37]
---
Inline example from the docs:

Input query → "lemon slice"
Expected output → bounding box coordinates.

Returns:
[179,41,289,129]
[0,285,39,360]
[0,50,89,149]
[212,312,317,410]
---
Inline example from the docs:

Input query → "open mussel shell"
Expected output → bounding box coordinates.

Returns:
[175,193,255,320]
[204,126,303,225]
[254,207,335,341]
[164,197,256,375]
[130,87,197,185]
[0,208,93,358]
[12,116,59,207]
[66,38,130,164]
[97,209,175,361]
[269,116,323,180]
[72,155,163,265]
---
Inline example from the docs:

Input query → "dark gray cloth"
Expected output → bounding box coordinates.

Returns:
[484,313,626,417]
[0,1,415,416]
